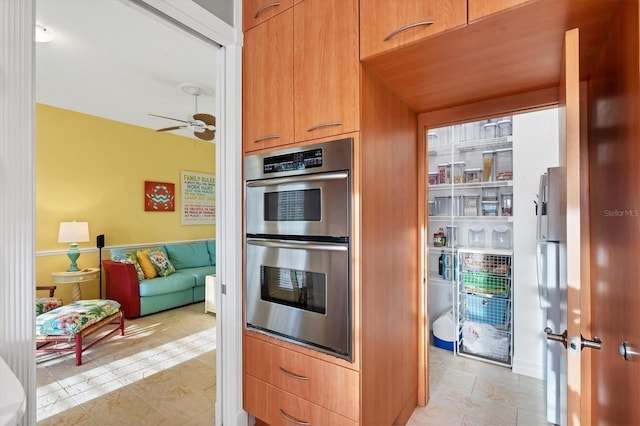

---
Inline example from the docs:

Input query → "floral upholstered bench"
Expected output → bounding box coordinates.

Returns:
[36,299,124,366]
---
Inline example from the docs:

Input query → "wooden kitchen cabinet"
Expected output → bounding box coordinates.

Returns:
[242,9,294,153]
[360,0,467,60]
[244,334,359,421]
[243,0,294,31]
[294,0,360,142]
[245,375,358,426]
[468,0,534,22]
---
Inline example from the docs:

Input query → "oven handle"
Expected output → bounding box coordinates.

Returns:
[246,238,348,252]
[246,171,348,188]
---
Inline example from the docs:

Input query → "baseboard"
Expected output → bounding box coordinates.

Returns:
[512,358,544,380]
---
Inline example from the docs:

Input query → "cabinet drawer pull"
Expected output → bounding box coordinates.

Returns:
[279,408,311,426]
[307,121,342,132]
[279,366,310,381]
[253,2,281,19]
[253,135,281,143]
[383,21,435,41]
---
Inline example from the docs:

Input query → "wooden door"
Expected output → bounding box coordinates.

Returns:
[293,0,359,143]
[585,1,640,423]
[242,8,294,153]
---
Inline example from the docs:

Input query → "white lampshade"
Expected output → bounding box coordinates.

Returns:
[58,221,90,243]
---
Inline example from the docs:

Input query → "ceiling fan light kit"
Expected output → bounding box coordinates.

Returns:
[150,84,216,141]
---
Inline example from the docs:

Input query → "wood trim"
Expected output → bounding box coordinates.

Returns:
[417,86,558,129]
[562,27,582,426]
[417,110,428,407]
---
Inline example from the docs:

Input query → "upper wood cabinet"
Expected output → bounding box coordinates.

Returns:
[243,0,293,31]
[294,0,360,142]
[360,0,467,60]
[468,0,533,22]
[242,9,294,153]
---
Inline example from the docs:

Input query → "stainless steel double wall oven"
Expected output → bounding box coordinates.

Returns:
[244,138,352,360]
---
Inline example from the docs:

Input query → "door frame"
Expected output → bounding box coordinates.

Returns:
[0,1,246,425]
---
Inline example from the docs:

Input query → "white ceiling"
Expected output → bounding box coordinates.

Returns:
[35,0,220,140]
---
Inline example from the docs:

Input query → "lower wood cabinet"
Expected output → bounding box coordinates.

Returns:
[244,335,359,422]
[245,375,358,426]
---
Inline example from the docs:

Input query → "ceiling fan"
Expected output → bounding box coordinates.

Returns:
[149,85,216,141]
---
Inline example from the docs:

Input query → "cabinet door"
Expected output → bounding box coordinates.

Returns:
[243,0,293,31]
[360,0,467,60]
[243,9,294,153]
[468,0,533,22]
[294,0,360,142]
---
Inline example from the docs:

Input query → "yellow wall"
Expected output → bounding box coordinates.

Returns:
[35,103,215,302]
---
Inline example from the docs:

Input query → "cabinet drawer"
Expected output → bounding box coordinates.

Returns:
[243,0,294,31]
[245,375,358,426]
[245,336,359,421]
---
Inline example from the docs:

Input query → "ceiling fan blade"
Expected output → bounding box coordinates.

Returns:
[156,125,187,132]
[192,113,216,127]
[195,129,215,141]
[148,113,190,124]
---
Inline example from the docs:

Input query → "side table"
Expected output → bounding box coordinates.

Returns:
[205,274,216,314]
[51,268,100,302]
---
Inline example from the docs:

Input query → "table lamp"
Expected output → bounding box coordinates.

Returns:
[58,221,90,272]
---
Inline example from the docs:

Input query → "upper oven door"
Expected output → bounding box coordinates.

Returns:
[245,171,350,238]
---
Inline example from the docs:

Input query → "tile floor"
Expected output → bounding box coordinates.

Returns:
[408,345,549,425]
[36,302,217,425]
[37,303,548,425]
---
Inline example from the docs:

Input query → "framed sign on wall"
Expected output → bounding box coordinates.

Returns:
[181,170,215,225]
[145,181,175,211]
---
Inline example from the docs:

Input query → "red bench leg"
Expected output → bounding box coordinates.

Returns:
[75,333,83,366]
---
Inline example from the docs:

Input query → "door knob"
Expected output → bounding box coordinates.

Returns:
[618,341,639,361]
[544,327,568,349]
[568,334,602,352]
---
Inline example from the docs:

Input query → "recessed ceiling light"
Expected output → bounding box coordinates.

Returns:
[35,25,53,43]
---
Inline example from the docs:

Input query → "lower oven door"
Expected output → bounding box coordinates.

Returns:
[245,237,350,360]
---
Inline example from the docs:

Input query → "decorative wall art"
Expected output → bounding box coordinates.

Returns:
[144,181,175,211]
[181,170,215,225]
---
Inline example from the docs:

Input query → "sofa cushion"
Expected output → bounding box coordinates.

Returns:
[206,240,216,266]
[179,266,216,286]
[166,241,211,269]
[136,250,158,279]
[110,249,145,281]
[148,249,176,277]
[138,272,195,297]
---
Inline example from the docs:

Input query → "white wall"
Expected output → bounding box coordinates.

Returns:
[512,107,559,378]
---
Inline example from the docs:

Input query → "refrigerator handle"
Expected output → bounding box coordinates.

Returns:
[536,241,549,309]
[536,174,546,241]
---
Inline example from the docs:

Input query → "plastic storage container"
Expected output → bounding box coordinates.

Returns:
[434,196,451,216]
[445,225,459,248]
[482,150,495,182]
[492,225,512,249]
[463,194,479,216]
[482,201,499,216]
[464,168,482,183]
[497,118,512,137]
[494,148,513,181]
[468,225,485,247]
[482,186,499,201]
[437,163,450,184]
[501,193,513,216]
[451,161,466,184]
[482,121,497,139]
[428,172,439,186]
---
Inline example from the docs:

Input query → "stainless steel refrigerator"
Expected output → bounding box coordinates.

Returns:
[536,166,567,426]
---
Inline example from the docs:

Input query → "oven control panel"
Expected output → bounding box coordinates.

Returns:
[263,148,323,173]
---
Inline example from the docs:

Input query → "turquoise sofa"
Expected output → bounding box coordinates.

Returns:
[102,240,215,318]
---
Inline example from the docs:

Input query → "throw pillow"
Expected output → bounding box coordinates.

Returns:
[136,250,158,279]
[111,250,145,281]
[148,249,176,277]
